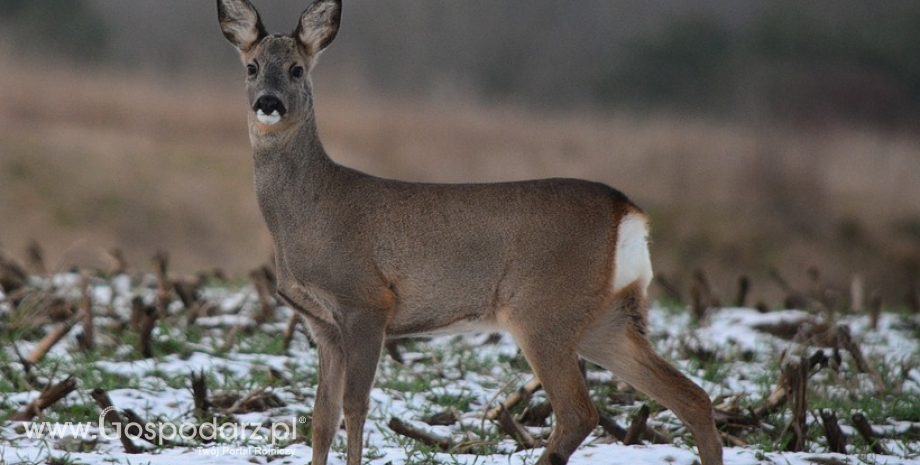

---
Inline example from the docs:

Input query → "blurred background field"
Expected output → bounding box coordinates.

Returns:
[1,0,919,307]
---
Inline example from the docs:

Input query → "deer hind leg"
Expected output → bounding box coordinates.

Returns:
[577,283,724,465]
[505,313,598,465]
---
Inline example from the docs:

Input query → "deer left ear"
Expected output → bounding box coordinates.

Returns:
[294,0,341,57]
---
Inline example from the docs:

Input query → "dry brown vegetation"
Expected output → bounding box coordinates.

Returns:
[1,56,919,305]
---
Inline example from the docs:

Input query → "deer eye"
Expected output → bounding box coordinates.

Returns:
[291,65,304,78]
[246,63,258,77]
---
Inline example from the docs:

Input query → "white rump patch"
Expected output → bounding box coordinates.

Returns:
[611,213,653,293]
[256,109,281,125]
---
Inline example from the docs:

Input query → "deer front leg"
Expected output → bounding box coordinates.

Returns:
[276,283,347,464]
[308,322,346,465]
[341,310,387,465]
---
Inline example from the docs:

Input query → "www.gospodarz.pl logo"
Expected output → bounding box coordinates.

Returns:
[21,406,303,456]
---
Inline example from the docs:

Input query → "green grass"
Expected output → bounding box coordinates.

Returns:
[810,384,920,425]
[152,322,207,359]
[428,389,478,412]
[41,399,99,425]
[234,330,287,355]
[378,373,438,395]
[68,353,138,391]
[0,352,26,393]
[146,367,195,390]
[686,352,732,385]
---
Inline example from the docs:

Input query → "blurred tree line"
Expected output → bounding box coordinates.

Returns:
[1,0,918,127]
[0,0,109,60]
[601,7,920,126]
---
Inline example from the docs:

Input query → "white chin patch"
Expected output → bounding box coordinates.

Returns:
[256,109,281,126]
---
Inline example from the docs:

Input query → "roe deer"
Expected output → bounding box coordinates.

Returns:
[217,1,724,464]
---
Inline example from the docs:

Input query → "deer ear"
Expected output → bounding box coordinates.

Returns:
[217,0,267,52]
[294,0,341,57]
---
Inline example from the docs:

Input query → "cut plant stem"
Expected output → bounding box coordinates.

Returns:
[79,272,94,351]
[191,370,211,421]
[152,250,170,318]
[388,417,451,451]
[624,404,650,446]
[137,303,158,358]
[494,404,538,450]
[9,376,77,421]
[486,377,542,420]
[26,311,81,364]
[91,388,142,453]
[250,265,276,325]
[782,360,808,452]
[851,412,889,455]
[282,313,300,352]
[819,409,847,454]
[835,325,885,392]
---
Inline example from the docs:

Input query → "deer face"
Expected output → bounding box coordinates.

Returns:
[242,36,309,129]
[218,0,340,131]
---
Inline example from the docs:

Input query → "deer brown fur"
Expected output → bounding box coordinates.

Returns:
[217,1,724,464]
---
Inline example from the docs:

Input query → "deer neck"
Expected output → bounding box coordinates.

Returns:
[250,107,330,166]
[249,112,340,236]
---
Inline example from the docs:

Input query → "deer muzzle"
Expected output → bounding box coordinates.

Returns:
[253,95,287,126]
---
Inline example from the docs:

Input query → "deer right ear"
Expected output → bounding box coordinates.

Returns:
[217,0,267,52]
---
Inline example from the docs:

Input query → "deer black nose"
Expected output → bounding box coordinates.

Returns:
[253,95,287,116]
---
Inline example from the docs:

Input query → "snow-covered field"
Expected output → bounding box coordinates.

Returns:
[1,273,919,465]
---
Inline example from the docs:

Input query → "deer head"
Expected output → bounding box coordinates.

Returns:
[218,0,341,133]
